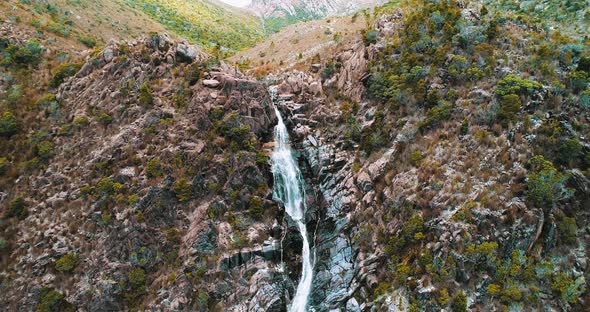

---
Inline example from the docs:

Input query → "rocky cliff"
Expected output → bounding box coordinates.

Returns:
[1,0,590,311]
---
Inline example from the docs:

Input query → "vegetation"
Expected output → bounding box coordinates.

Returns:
[0,112,19,137]
[123,0,266,53]
[6,197,28,220]
[55,253,79,272]
[50,63,81,88]
[526,156,572,207]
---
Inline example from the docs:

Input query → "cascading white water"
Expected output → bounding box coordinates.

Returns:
[270,88,313,312]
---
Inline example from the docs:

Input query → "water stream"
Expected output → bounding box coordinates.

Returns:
[270,87,313,312]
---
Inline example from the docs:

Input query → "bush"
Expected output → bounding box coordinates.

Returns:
[96,177,123,198]
[50,63,81,88]
[362,29,379,45]
[568,70,588,93]
[73,116,90,127]
[7,197,28,220]
[0,157,8,176]
[77,36,96,48]
[55,253,79,272]
[419,102,453,130]
[526,156,572,207]
[37,288,74,312]
[35,141,53,160]
[559,139,583,165]
[2,40,43,67]
[498,94,522,126]
[138,82,154,106]
[410,150,424,167]
[451,291,467,312]
[98,113,113,125]
[558,217,577,245]
[248,196,264,220]
[173,178,192,202]
[438,288,450,306]
[0,112,18,137]
[496,75,542,97]
[166,228,181,245]
[146,159,163,178]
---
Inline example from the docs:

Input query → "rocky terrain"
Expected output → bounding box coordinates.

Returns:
[1,0,590,311]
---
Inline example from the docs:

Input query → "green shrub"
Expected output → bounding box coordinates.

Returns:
[138,82,154,106]
[438,288,450,306]
[73,116,90,127]
[146,159,163,178]
[50,63,81,88]
[2,40,43,67]
[498,94,522,126]
[410,150,424,167]
[362,29,379,45]
[460,118,469,135]
[559,139,583,165]
[173,178,192,202]
[35,141,53,160]
[526,156,572,207]
[419,102,453,130]
[124,267,147,303]
[558,217,577,245]
[77,36,96,48]
[580,90,590,110]
[55,253,79,272]
[37,288,74,312]
[0,157,8,175]
[568,70,588,93]
[551,272,578,304]
[451,291,467,312]
[496,75,542,97]
[394,263,411,286]
[96,177,123,197]
[98,113,113,125]
[0,112,18,136]
[7,197,28,220]
[166,228,181,245]
[35,94,57,109]
[248,196,264,220]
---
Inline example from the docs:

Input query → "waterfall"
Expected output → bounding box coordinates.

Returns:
[269,87,313,312]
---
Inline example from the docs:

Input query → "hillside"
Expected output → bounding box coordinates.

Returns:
[0,0,173,48]
[0,0,589,311]
[229,14,369,76]
[123,0,267,53]
[249,0,388,33]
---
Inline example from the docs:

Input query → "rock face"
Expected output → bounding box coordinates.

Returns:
[0,34,298,311]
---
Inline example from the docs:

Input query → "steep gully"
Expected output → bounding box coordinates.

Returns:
[269,86,314,311]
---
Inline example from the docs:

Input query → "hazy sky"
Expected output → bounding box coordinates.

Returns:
[218,0,252,7]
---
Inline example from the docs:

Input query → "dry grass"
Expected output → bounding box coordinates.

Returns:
[229,14,368,74]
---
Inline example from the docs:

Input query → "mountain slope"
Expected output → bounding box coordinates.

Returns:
[249,0,388,33]
[0,0,174,48]
[123,0,267,53]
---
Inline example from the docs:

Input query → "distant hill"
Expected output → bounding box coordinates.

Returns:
[249,0,388,33]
